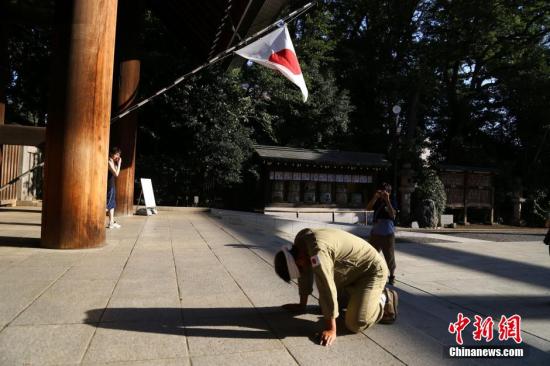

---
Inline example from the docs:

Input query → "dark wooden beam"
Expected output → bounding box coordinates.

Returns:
[0,125,46,146]
[111,0,145,217]
[0,3,53,26]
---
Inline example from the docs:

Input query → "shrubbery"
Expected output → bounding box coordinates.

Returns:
[523,189,550,227]
[412,169,447,227]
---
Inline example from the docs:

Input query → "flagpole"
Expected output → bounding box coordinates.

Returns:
[111,1,317,124]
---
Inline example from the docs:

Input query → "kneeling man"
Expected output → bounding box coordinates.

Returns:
[274,228,398,346]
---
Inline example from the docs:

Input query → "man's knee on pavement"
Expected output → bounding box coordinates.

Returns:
[345,299,384,333]
[345,315,377,333]
[345,313,378,333]
[345,317,364,333]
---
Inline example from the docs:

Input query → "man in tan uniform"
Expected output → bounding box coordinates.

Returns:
[274,228,398,346]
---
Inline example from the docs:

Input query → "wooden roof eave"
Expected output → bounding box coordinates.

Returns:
[261,157,389,170]
[0,124,46,146]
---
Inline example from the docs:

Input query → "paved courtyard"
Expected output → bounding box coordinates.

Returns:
[0,207,549,365]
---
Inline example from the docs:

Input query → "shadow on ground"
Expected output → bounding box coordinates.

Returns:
[395,236,457,244]
[0,221,41,227]
[0,208,41,213]
[0,235,41,248]
[210,215,550,361]
[443,232,545,242]
[429,295,550,320]
[396,242,550,290]
[85,306,324,342]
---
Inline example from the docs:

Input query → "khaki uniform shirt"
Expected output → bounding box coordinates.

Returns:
[297,228,384,319]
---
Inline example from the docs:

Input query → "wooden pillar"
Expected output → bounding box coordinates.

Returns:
[41,0,118,249]
[463,172,469,225]
[490,174,495,225]
[398,163,414,224]
[263,165,271,208]
[111,0,144,216]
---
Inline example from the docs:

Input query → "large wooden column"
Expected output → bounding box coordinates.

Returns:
[111,0,144,216]
[41,0,118,249]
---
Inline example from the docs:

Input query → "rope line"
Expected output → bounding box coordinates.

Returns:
[0,162,44,193]
[0,2,316,193]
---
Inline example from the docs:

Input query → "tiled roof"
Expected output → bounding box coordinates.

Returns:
[254,145,389,167]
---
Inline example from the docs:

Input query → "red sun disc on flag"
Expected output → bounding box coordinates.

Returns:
[269,49,302,75]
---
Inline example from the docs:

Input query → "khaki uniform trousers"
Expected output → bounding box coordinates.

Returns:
[343,257,388,333]
[296,228,389,333]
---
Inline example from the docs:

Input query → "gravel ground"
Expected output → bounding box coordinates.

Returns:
[396,236,457,244]
[441,232,545,242]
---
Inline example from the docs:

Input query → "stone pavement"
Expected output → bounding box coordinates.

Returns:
[0,208,549,365]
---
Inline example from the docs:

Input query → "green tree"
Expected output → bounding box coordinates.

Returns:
[134,12,256,205]
[240,4,353,149]
[413,168,447,218]
[5,1,550,213]
[137,67,255,204]
[420,0,550,168]
[5,0,53,125]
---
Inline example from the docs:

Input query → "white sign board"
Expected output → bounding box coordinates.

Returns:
[441,214,454,226]
[140,178,157,208]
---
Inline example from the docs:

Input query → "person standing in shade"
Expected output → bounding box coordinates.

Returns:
[367,182,397,285]
[106,147,122,229]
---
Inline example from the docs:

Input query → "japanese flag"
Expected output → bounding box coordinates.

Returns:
[235,25,308,102]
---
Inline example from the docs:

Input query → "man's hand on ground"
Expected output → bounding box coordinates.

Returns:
[320,329,336,346]
[282,303,306,313]
[319,317,337,346]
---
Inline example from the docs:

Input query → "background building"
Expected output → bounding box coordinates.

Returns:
[254,145,390,210]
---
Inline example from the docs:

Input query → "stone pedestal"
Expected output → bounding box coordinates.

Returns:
[398,163,415,224]
[512,196,526,226]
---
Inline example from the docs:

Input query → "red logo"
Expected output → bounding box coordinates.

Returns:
[448,312,471,345]
[473,315,494,342]
[310,255,320,267]
[449,314,522,345]
[498,315,523,344]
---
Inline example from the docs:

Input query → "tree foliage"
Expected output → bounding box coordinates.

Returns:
[137,69,255,205]
[241,5,353,149]
[4,1,550,214]
[412,168,447,220]
[4,0,53,125]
